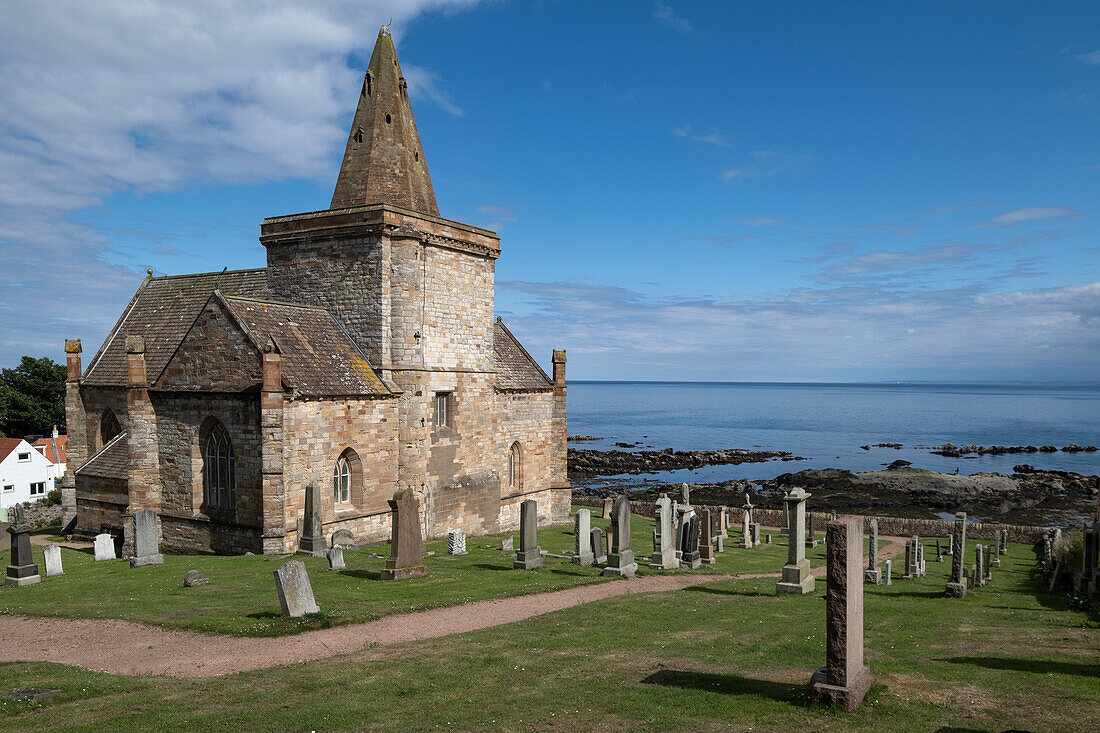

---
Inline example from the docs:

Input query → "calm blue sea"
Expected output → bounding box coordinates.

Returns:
[566,381,1100,484]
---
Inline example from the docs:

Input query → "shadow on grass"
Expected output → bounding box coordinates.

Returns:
[339,569,382,581]
[880,589,945,599]
[472,563,513,571]
[641,668,809,706]
[937,656,1100,678]
[547,568,591,577]
[247,611,280,619]
[683,585,776,599]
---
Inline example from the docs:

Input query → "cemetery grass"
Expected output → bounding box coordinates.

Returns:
[2,540,1097,732]
[0,508,778,637]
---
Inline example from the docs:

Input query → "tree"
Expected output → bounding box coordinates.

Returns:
[0,356,66,439]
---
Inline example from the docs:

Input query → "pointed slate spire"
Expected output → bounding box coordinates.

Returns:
[330,26,439,216]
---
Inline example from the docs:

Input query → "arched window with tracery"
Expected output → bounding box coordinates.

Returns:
[333,456,351,504]
[203,422,235,511]
[509,442,522,490]
[100,409,121,448]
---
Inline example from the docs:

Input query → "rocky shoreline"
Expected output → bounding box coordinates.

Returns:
[567,446,803,480]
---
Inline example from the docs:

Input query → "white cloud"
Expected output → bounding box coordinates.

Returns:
[475,203,518,230]
[973,207,1082,228]
[722,150,808,180]
[652,3,692,34]
[1075,49,1100,66]
[744,216,785,227]
[673,125,729,147]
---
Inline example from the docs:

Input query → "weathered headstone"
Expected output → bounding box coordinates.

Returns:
[983,544,993,582]
[811,516,871,711]
[780,500,790,537]
[273,560,320,617]
[864,519,881,585]
[591,527,607,564]
[765,533,772,545]
[776,488,815,594]
[741,508,752,549]
[327,546,345,570]
[6,521,41,586]
[699,508,715,564]
[93,533,116,562]
[183,569,208,587]
[680,515,701,569]
[330,529,357,550]
[752,523,761,547]
[974,544,985,588]
[917,542,926,576]
[903,535,921,579]
[298,483,326,557]
[991,531,1002,567]
[448,528,468,556]
[502,536,514,552]
[945,512,968,597]
[806,512,819,549]
[884,558,892,585]
[572,509,594,566]
[603,496,614,519]
[382,489,428,580]
[602,495,638,577]
[650,495,677,570]
[129,509,165,567]
[935,538,942,562]
[830,511,838,521]
[716,535,724,553]
[43,544,63,577]
[719,506,729,539]
[1001,528,1009,555]
[514,499,543,570]
[947,532,955,556]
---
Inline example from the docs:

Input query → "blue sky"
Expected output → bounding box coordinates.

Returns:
[1,1,1098,381]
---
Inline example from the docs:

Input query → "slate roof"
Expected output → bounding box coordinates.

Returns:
[84,269,269,387]
[75,432,128,480]
[494,319,553,392]
[220,296,390,397]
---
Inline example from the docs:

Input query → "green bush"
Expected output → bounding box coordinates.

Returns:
[43,488,61,506]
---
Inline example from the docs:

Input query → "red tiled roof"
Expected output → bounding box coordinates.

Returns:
[0,438,25,463]
[33,435,67,464]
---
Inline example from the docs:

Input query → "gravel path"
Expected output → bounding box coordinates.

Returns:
[0,573,728,678]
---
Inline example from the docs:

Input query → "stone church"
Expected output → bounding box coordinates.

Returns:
[61,27,570,554]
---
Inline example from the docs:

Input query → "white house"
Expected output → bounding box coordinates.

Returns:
[33,427,67,482]
[0,437,56,510]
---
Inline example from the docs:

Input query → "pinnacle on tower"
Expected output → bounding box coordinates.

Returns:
[330,26,439,215]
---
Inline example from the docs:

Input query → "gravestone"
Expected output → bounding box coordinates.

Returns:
[273,560,320,617]
[765,533,772,545]
[811,516,871,711]
[864,519,881,585]
[382,489,428,580]
[129,509,165,567]
[945,512,968,597]
[675,484,696,558]
[514,499,543,570]
[917,542,926,576]
[974,544,985,588]
[43,544,63,577]
[331,529,357,550]
[680,515,702,569]
[830,511,838,521]
[93,533,116,562]
[591,527,607,564]
[448,529,468,556]
[719,506,729,539]
[935,538,942,562]
[502,536,514,552]
[947,532,955,556]
[780,500,790,537]
[884,559,892,585]
[602,495,638,577]
[903,536,920,579]
[740,508,752,549]
[298,483,326,557]
[716,535,724,553]
[327,546,345,570]
[6,519,40,586]
[650,494,678,570]
[573,509,594,566]
[699,509,715,564]
[992,531,1002,567]
[183,570,208,587]
[1001,528,1009,555]
[603,497,614,519]
[752,523,761,547]
[776,488,815,594]
[983,545,993,581]
[805,513,819,549]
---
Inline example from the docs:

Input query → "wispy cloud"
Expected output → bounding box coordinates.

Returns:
[673,125,730,147]
[744,216,786,227]
[722,151,808,181]
[808,244,985,282]
[1075,49,1100,66]
[404,64,463,116]
[652,3,693,33]
[683,235,755,248]
[475,204,518,230]
[972,207,1083,228]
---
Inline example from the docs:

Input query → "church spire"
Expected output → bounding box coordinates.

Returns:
[330,26,439,216]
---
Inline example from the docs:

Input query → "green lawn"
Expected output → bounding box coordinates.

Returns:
[1,508,807,636]
[1,535,1096,732]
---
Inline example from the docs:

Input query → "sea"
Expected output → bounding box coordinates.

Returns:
[566,381,1100,487]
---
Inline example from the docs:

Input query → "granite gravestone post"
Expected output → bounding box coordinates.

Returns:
[903,536,920,579]
[699,508,716,564]
[776,488,815,594]
[917,542,926,576]
[382,490,428,580]
[983,545,993,582]
[43,544,63,577]
[865,519,881,585]
[573,508,594,566]
[992,531,1002,567]
[514,499,544,570]
[129,509,165,567]
[6,513,40,586]
[297,483,326,557]
[780,500,790,537]
[680,515,702,569]
[884,559,892,585]
[591,527,607,564]
[974,544,985,588]
[806,512,819,549]
[273,560,320,617]
[448,529,468,556]
[602,495,638,577]
[93,533,116,562]
[719,506,729,539]
[945,512,968,597]
[650,494,678,570]
[811,516,872,711]
[752,523,761,547]
[741,508,752,549]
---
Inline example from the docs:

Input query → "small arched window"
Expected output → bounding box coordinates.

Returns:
[353,126,364,144]
[333,456,351,504]
[100,409,121,447]
[509,442,522,489]
[203,422,235,511]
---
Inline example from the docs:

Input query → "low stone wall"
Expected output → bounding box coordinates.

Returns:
[572,497,1047,544]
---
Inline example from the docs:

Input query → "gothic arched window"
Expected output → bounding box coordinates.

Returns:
[100,409,121,448]
[509,442,522,490]
[333,456,351,504]
[203,422,235,511]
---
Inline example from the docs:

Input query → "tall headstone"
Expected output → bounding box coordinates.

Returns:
[573,509,594,566]
[780,500,790,537]
[945,512,968,597]
[917,542,926,576]
[43,544,63,577]
[884,559,892,585]
[129,509,165,567]
[806,513,819,549]
[992,531,1002,567]
[719,506,729,539]
[382,489,428,579]
[680,515,701,569]
[947,532,955,556]
[741,508,752,549]
[699,508,715,564]
[591,527,607,564]
[650,494,677,570]
[811,516,871,711]
[93,533,116,562]
[514,499,544,570]
[602,495,638,577]
[1001,528,1009,555]
[448,529,468,556]
[776,488,815,594]
[974,544,985,588]
[273,560,320,617]
[765,533,772,545]
[864,519,881,585]
[298,483,326,557]
[6,519,41,586]
[904,536,920,579]
[935,538,942,562]
[983,544,993,582]
[603,497,614,519]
